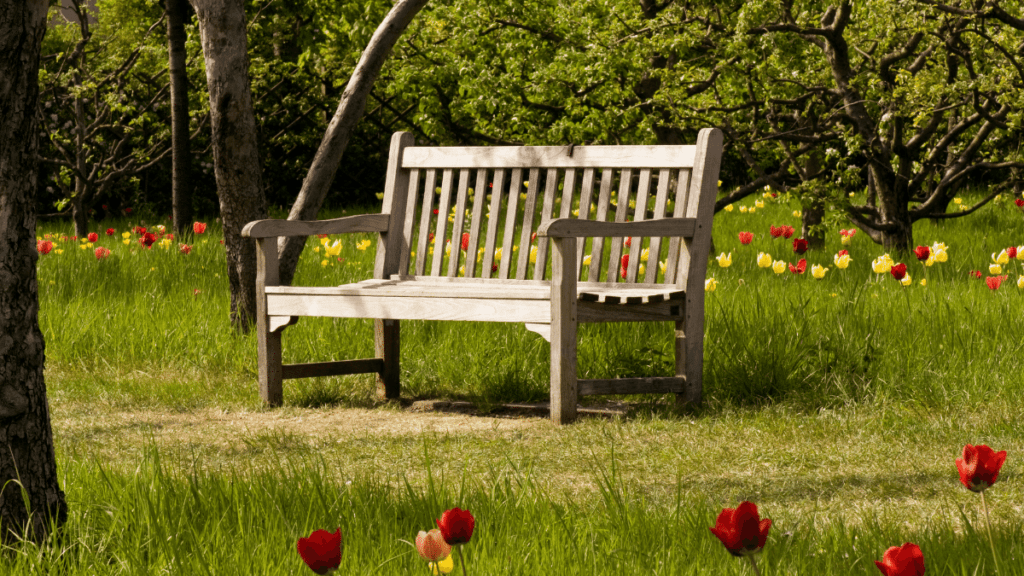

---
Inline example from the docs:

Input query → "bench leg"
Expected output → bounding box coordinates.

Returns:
[257,317,284,407]
[375,318,400,399]
[674,314,702,409]
[551,237,578,425]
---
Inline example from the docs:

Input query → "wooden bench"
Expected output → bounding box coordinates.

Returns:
[242,128,723,424]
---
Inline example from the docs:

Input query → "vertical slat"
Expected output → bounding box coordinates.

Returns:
[414,170,436,276]
[374,319,400,399]
[464,169,489,278]
[256,237,282,407]
[498,169,523,279]
[480,169,506,279]
[605,169,633,283]
[533,168,560,280]
[664,169,691,284]
[575,168,595,279]
[586,169,614,282]
[430,169,454,276]
[515,168,541,280]
[643,169,672,284]
[624,169,652,283]
[447,169,471,277]
[398,168,420,276]
[550,236,578,425]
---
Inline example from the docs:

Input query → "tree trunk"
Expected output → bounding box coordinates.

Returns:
[801,152,825,250]
[0,0,68,544]
[71,185,88,238]
[872,166,914,253]
[277,0,430,286]
[167,0,192,237]
[190,0,267,332]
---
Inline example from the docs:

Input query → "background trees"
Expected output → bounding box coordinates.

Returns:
[34,0,1024,254]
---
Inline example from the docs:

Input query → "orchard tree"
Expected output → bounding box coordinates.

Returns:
[0,0,68,544]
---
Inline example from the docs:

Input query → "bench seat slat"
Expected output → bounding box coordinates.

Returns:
[402,145,697,169]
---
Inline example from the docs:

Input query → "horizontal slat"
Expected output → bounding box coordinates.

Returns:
[265,281,684,304]
[385,275,686,292]
[281,359,384,380]
[242,214,390,238]
[578,376,686,396]
[403,145,697,169]
[537,217,697,238]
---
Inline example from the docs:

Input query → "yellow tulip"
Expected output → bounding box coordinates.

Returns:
[529,245,537,263]
[321,260,329,267]
[772,260,786,274]
[793,210,802,217]
[920,279,927,286]
[705,278,718,292]
[755,200,764,209]
[811,264,828,279]
[901,273,912,286]
[320,237,329,246]
[931,242,947,252]
[356,240,372,251]
[748,207,756,214]
[1018,276,1024,289]
[659,260,666,274]
[1018,246,1024,261]
[429,554,455,575]
[716,252,732,268]
[325,241,343,257]
[757,252,773,268]
[925,255,935,267]
[55,249,64,254]
[638,263,646,276]
[122,231,131,239]
[122,240,130,245]
[641,248,650,262]
[582,254,591,266]
[739,206,748,213]
[953,197,962,205]
[79,244,87,250]
[724,204,734,212]
[313,246,320,253]
[833,254,851,269]
[841,235,852,246]
[989,263,1002,275]
[445,241,451,256]
[933,248,948,263]
[992,249,1009,265]
[494,247,503,261]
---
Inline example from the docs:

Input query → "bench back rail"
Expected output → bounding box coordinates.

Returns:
[373,131,719,294]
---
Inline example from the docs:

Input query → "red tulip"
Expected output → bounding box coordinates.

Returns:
[436,508,475,545]
[738,232,753,245]
[71,236,77,241]
[94,247,110,259]
[986,275,1008,290]
[179,244,192,255]
[133,226,146,235]
[625,236,632,248]
[461,232,470,251]
[789,258,807,274]
[709,501,771,557]
[782,225,795,239]
[193,289,201,296]
[415,529,452,562]
[1007,246,1017,259]
[971,270,982,279]
[793,238,808,254]
[193,222,207,234]
[956,444,1007,492]
[875,542,925,576]
[433,208,439,215]
[105,228,115,236]
[837,249,849,257]
[1015,198,1024,208]
[37,240,53,255]
[890,263,907,281]
[317,234,328,239]
[913,246,930,261]
[297,528,342,575]
[87,232,98,243]
[125,207,132,214]
[769,225,784,239]
[141,233,157,248]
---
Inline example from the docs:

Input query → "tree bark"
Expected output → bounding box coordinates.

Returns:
[0,0,69,544]
[190,0,267,332]
[277,0,430,286]
[167,0,193,237]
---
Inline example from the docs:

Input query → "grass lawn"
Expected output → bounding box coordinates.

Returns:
[10,190,1024,574]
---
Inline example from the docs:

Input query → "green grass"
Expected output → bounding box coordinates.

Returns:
[16,190,1024,574]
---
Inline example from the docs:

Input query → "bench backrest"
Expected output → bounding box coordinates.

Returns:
[373,129,722,292]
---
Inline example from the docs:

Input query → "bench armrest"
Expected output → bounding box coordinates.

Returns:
[537,217,697,238]
[242,214,390,238]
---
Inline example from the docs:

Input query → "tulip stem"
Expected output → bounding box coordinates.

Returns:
[980,491,1000,574]
[747,555,762,576]
[457,545,468,576]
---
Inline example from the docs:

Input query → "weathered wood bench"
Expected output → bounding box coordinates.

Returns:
[242,128,723,424]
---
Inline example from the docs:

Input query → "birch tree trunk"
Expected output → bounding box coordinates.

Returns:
[190,0,267,332]
[277,0,430,286]
[0,0,69,544]
[167,0,193,237]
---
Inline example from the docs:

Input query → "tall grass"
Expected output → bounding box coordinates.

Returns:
[3,443,1021,575]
